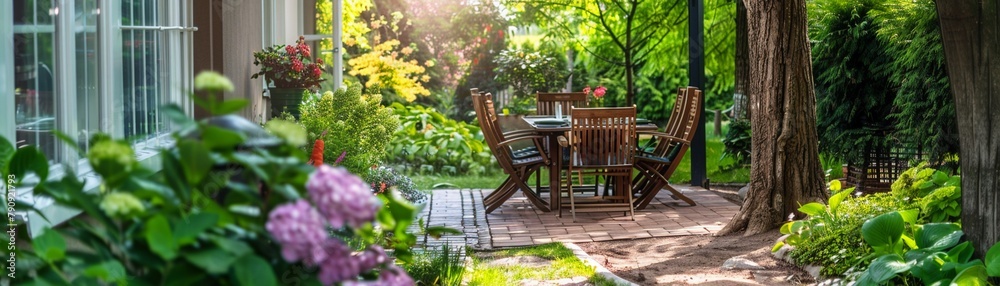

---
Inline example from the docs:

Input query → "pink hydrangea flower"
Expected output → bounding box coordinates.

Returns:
[285,45,297,56]
[265,200,327,262]
[594,86,607,98]
[307,165,378,229]
[291,59,304,72]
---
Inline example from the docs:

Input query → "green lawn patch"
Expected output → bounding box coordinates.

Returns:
[466,243,622,286]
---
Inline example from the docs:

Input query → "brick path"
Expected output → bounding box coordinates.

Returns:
[416,185,740,250]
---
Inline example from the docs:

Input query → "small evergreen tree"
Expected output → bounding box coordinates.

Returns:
[876,0,958,165]
[812,0,897,164]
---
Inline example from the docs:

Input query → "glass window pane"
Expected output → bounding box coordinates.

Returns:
[76,0,98,153]
[13,0,58,162]
[122,0,165,142]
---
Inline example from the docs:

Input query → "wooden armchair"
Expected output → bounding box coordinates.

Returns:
[561,106,638,221]
[631,87,703,209]
[472,91,551,213]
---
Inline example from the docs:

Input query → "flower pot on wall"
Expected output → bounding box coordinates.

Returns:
[269,87,307,120]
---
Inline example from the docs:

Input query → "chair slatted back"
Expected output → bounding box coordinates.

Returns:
[471,91,515,172]
[569,106,637,167]
[536,92,589,116]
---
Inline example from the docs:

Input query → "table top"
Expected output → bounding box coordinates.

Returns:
[521,115,658,131]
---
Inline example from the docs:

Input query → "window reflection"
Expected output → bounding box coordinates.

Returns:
[77,0,98,153]
[13,0,58,161]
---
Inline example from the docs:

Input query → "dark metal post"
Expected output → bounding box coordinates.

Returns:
[688,0,707,187]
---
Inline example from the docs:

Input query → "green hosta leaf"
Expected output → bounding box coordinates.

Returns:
[8,146,49,183]
[82,260,126,283]
[178,140,212,185]
[985,241,1000,276]
[201,125,246,150]
[863,212,905,251]
[162,104,197,132]
[780,221,794,235]
[33,228,66,263]
[931,171,949,185]
[902,234,918,250]
[952,264,988,285]
[828,189,851,213]
[907,250,947,284]
[947,241,974,264]
[829,180,842,192]
[215,99,249,115]
[916,223,962,251]
[798,202,826,217]
[174,213,219,245]
[0,135,15,173]
[859,254,911,285]
[210,235,252,257]
[898,209,919,225]
[232,254,277,286]
[772,241,785,253]
[184,248,237,274]
[146,215,179,260]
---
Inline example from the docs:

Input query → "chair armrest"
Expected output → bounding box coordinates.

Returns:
[496,135,546,148]
[497,135,550,165]
[557,135,569,148]
[503,129,537,137]
[637,131,690,144]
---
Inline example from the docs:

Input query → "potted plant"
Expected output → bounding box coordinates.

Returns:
[252,36,324,120]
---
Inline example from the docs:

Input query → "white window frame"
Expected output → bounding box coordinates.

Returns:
[1,0,194,238]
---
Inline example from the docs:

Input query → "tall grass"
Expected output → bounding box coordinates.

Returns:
[403,244,466,285]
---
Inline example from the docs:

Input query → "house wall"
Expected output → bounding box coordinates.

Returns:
[192,0,266,122]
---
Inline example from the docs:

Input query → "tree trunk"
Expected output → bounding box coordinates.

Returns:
[625,61,635,107]
[718,0,827,236]
[935,1,1000,258]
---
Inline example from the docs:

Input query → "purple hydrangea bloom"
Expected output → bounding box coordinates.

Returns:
[354,246,389,271]
[341,265,414,286]
[307,165,378,229]
[316,241,363,284]
[265,200,327,262]
[375,265,415,286]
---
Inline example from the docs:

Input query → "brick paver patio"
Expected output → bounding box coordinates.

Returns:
[416,186,741,249]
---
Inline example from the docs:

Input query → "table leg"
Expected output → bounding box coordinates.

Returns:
[548,133,562,212]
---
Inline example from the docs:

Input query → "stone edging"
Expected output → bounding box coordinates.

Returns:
[562,242,639,286]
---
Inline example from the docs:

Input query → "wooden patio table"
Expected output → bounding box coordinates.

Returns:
[521,115,658,212]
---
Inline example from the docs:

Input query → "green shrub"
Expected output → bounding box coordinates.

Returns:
[787,191,912,276]
[721,119,751,167]
[890,163,962,223]
[300,84,400,174]
[388,103,495,175]
[0,75,427,285]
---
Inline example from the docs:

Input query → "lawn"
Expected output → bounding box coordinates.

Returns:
[465,243,622,286]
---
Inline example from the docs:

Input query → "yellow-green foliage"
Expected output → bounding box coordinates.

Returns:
[300,85,400,174]
[789,192,914,276]
[890,163,962,223]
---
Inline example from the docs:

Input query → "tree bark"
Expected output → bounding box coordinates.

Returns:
[718,0,827,236]
[935,1,1000,258]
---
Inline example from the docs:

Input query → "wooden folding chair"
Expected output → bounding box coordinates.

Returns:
[536,92,589,115]
[471,91,551,213]
[536,91,592,192]
[631,87,703,209]
[560,106,638,222]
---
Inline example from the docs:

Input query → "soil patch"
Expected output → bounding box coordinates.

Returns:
[577,229,815,285]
